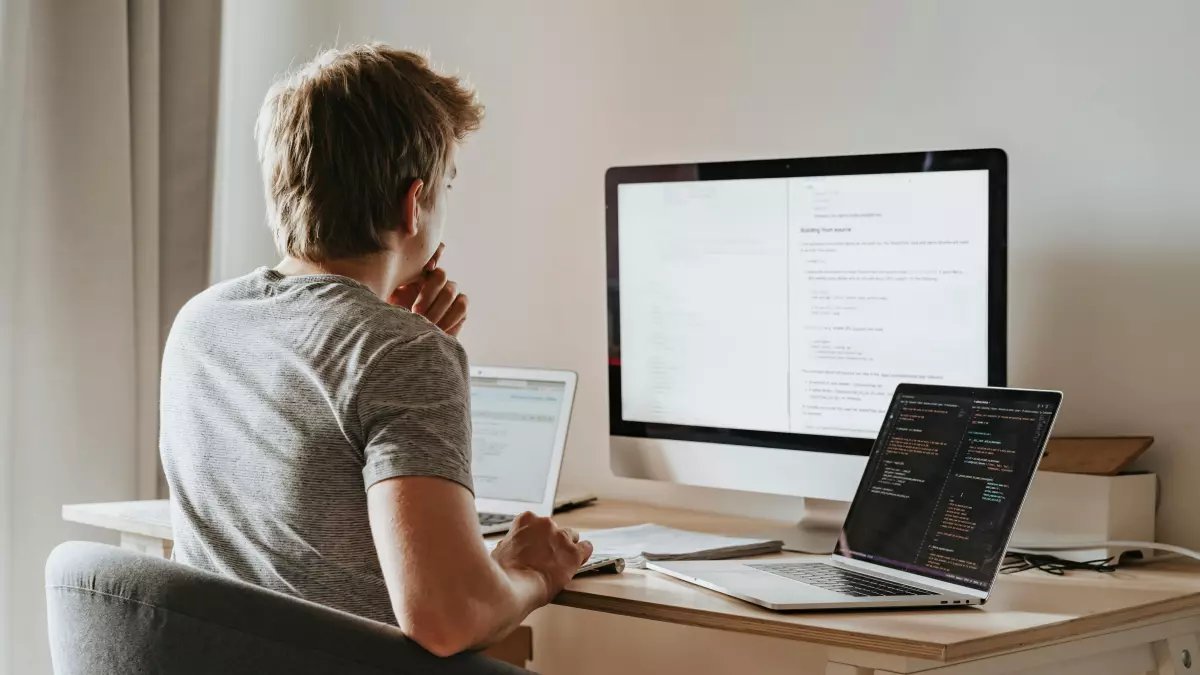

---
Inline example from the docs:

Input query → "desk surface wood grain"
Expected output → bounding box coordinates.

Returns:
[64,498,1200,662]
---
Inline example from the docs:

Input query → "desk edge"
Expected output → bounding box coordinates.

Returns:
[942,591,1200,661]
[61,504,174,540]
[552,590,949,660]
[555,587,1200,662]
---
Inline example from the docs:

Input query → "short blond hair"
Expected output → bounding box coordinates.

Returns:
[256,44,483,262]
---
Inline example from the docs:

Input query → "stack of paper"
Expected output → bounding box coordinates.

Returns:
[579,523,783,569]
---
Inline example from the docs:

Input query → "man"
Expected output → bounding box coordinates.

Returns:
[160,44,592,657]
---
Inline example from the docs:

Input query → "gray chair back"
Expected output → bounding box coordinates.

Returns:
[45,541,530,675]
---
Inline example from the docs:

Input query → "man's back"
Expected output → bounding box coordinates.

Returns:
[160,267,472,624]
[160,44,593,656]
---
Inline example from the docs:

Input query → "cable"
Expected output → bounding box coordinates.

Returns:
[1001,552,1118,576]
[1008,540,1200,564]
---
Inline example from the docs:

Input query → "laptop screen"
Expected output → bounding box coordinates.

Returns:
[835,385,1061,591]
[470,376,567,504]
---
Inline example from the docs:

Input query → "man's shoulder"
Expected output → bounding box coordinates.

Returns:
[275,278,466,378]
[361,314,467,376]
[171,268,452,361]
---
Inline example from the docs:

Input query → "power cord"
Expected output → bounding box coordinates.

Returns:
[1001,552,1118,576]
[1009,540,1200,564]
[1000,541,1200,576]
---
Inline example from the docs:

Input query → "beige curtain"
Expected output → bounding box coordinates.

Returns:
[0,0,219,672]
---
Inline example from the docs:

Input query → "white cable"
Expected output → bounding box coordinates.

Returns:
[1008,540,1200,564]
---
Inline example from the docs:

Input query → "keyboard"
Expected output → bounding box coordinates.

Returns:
[478,512,515,527]
[747,562,936,597]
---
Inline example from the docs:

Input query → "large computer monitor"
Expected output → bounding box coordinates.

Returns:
[605,149,1007,551]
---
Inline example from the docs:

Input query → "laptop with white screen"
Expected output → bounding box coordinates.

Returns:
[648,384,1062,611]
[470,366,579,535]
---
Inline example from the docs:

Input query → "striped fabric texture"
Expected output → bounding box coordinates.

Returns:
[160,268,472,625]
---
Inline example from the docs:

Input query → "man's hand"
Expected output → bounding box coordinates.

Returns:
[388,244,468,336]
[490,512,593,604]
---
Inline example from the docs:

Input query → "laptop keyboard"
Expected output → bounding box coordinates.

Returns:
[748,562,937,597]
[478,513,515,527]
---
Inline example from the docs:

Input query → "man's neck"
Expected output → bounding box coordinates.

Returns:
[274,255,397,300]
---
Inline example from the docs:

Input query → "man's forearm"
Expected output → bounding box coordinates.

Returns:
[468,567,547,651]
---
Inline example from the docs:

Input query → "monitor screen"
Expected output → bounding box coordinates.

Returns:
[834,385,1061,590]
[470,377,566,503]
[606,149,1007,456]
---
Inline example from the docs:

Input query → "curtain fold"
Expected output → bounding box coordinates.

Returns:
[0,1,31,673]
[0,1,219,672]
[130,0,163,502]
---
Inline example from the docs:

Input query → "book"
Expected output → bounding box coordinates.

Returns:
[579,523,783,569]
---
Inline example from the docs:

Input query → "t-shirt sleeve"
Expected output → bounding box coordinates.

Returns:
[356,330,473,493]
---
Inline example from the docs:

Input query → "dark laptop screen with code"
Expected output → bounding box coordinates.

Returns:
[835,384,1061,591]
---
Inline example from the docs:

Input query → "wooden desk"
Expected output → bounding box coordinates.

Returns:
[65,499,1200,675]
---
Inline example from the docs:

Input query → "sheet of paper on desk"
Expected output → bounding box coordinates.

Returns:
[579,524,783,569]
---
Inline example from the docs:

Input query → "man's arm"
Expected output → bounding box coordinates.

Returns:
[367,475,589,657]
[366,268,587,655]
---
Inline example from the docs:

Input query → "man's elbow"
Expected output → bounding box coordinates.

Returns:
[396,607,480,658]
[406,625,474,658]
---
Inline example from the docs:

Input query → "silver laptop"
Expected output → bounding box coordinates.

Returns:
[469,366,581,535]
[648,384,1062,611]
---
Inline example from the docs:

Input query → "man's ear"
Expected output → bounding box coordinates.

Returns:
[400,179,424,237]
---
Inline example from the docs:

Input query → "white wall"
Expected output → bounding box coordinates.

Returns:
[214,1,1200,672]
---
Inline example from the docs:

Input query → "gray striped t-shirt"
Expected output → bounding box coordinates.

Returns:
[160,268,472,625]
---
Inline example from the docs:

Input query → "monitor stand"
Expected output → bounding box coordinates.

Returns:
[759,498,850,554]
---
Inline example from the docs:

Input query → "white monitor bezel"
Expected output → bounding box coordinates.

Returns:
[604,149,1008,501]
[470,366,578,517]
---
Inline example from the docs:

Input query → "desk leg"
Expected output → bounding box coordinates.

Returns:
[482,625,533,668]
[1152,633,1200,675]
[120,532,173,559]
